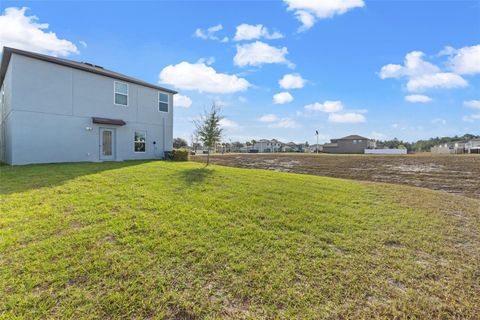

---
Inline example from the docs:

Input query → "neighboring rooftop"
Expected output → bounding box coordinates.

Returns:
[0,47,177,94]
[338,135,369,140]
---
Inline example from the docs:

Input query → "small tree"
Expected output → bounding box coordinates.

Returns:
[173,137,188,149]
[194,104,223,166]
[251,140,256,151]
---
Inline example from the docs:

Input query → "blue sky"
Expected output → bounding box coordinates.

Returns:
[1,1,479,144]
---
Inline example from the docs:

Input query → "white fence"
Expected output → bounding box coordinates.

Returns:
[364,149,407,155]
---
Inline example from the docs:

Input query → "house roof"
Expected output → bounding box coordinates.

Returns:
[338,135,369,140]
[0,47,177,94]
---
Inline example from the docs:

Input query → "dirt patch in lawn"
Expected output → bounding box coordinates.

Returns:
[192,153,480,200]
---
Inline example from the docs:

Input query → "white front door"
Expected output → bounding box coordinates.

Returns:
[99,128,116,161]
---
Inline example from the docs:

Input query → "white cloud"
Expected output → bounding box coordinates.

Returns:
[431,118,446,125]
[328,112,366,123]
[464,100,480,109]
[379,51,468,92]
[79,40,87,48]
[273,91,294,104]
[259,114,279,122]
[159,61,250,94]
[447,45,480,75]
[259,114,298,128]
[213,97,229,107]
[379,51,439,79]
[194,24,227,42]
[284,0,365,31]
[196,56,215,65]
[173,94,192,108]
[438,46,456,56]
[406,73,467,92]
[404,94,432,103]
[238,96,247,103]
[233,24,283,41]
[295,11,316,32]
[304,100,343,113]
[270,118,299,128]
[234,41,294,68]
[463,114,480,122]
[219,118,240,129]
[279,73,305,89]
[0,7,78,56]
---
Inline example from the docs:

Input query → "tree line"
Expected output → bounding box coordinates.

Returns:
[379,134,480,152]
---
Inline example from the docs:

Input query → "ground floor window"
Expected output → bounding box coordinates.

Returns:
[134,131,146,152]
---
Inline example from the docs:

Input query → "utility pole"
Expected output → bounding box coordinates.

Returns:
[315,130,319,154]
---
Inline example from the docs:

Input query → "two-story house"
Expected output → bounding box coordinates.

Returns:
[322,135,373,154]
[0,47,176,165]
[253,139,284,153]
[465,139,480,154]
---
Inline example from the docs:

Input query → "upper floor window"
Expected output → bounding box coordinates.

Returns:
[114,81,128,106]
[159,92,169,112]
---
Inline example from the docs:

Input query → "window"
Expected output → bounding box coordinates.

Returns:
[353,140,357,144]
[159,92,169,112]
[358,139,363,143]
[134,131,146,152]
[114,81,128,106]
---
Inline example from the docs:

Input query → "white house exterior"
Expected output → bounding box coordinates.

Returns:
[253,139,284,153]
[465,139,480,154]
[431,141,466,154]
[0,47,176,165]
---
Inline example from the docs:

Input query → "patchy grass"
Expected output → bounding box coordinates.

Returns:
[1,161,479,319]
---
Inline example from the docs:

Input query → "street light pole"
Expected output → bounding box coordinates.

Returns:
[315,130,319,154]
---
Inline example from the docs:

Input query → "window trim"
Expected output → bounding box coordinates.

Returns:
[158,91,169,113]
[114,81,129,107]
[134,130,147,153]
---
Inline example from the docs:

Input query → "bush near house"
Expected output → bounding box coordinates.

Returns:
[0,161,479,318]
[171,148,189,161]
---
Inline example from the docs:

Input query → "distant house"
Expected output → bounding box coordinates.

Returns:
[431,141,466,154]
[307,144,323,153]
[284,142,305,152]
[253,139,284,153]
[322,135,373,154]
[465,139,480,154]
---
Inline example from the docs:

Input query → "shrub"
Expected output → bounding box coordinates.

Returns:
[171,149,189,161]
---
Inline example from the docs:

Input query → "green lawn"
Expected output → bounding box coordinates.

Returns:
[1,161,479,319]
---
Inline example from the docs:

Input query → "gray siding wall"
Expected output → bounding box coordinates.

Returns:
[6,54,173,165]
[0,62,13,163]
[323,140,368,154]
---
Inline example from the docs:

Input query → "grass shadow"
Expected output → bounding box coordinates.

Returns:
[179,167,214,186]
[0,160,152,195]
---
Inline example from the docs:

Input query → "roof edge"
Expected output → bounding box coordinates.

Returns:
[0,47,177,94]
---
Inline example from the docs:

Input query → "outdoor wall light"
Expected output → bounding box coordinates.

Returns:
[85,126,93,131]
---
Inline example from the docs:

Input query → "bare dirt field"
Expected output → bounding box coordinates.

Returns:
[192,153,480,200]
